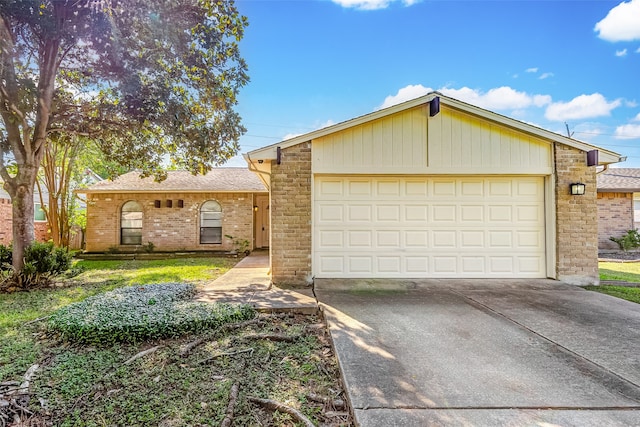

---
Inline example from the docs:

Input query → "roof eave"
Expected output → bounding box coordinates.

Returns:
[246,93,440,160]
[77,189,267,194]
[246,92,623,166]
[597,188,637,193]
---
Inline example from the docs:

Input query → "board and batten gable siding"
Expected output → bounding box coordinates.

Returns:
[312,105,552,175]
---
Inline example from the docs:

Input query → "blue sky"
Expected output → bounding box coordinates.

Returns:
[226,0,640,167]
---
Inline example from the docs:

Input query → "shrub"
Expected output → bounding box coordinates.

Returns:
[141,241,155,253]
[23,241,72,274]
[0,242,73,291]
[47,283,256,345]
[610,229,640,251]
[0,243,11,270]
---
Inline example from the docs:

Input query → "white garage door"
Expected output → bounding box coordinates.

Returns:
[314,176,546,278]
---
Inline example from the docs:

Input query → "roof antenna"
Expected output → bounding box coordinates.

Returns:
[564,122,574,138]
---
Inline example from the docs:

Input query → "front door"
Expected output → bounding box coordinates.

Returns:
[255,195,270,248]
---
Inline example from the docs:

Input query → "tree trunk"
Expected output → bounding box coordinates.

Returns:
[11,183,35,271]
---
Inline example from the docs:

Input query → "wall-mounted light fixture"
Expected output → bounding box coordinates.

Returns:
[570,183,586,195]
[254,205,259,212]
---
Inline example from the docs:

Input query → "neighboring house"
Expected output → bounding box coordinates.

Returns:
[80,168,269,253]
[0,179,51,246]
[596,168,640,250]
[246,92,622,286]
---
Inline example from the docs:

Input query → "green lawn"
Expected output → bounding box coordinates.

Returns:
[599,261,640,283]
[0,257,351,426]
[70,257,239,287]
[588,261,640,304]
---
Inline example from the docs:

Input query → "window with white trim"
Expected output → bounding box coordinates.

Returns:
[121,201,143,245]
[200,200,222,244]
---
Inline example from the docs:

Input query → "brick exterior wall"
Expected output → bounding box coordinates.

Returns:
[270,142,312,286]
[84,192,263,252]
[597,192,633,250]
[0,198,11,245]
[554,144,599,285]
[0,198,50,245]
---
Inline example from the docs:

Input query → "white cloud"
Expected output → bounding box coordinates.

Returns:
[595,0,640,42]
[378,85,552,111]
[616,48,628,56]
[378,84,432,109]
[637,47,640,53]
[331,0,419,10]
[445,86,553,110]
[315,119,336,129]
[634,113,640,121]
[615,124,640,139]
[281,119,337,141]
[539,72,554,80]
[544,93,621,121]
[526,67,538,73]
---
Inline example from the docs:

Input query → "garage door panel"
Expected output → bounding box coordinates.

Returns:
[405,181,428,197]
[461,256,485,273]
[433,181,456,196]
[318,204,344,222]
[314,176,546,278]
[433,205,456,222]
[488,206,512,222]
[347,230,372,248]
[348,205,372,222]
[406,257,429,273]
[318,230,343,248]
[405,205,428,221]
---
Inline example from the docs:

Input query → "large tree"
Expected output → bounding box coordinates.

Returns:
[0,0,249,269]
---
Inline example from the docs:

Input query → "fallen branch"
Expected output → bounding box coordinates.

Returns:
[222,313,289,332]
[198,348,254,365]
[248,396,315,427]
[306,392,346,410]
[245,334,297,343]
[220,382,239,427]
[23,315,51,326]
[123,345,162,365]
[179,338,206,357]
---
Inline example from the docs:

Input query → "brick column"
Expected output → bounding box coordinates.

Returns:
[270,142,312,286]
[554,144,599,285]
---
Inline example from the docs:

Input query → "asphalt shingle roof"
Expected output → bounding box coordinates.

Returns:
[82,168,267,193]
[597,168,640,192]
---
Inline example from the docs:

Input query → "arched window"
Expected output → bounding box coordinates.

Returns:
[200,200,222,244]
[121,201,143,245]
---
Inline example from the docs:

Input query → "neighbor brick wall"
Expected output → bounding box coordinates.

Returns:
[269,142,312,286]
[597,192,633,250]
[554,144,599,285]
[0,198,50,245]
[0,198,11,245]
[84,192,262,252]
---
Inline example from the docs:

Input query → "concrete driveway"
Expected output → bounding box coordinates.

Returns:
[315,279,640,426]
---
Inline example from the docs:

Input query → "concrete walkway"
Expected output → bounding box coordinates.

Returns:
[196,251,317,314]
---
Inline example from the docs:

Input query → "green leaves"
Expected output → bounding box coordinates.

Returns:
[47,283,256,345]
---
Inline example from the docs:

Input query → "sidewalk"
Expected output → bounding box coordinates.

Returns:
[196,251,318,314]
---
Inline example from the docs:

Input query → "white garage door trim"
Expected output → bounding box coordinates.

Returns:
[313,176,547,279]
